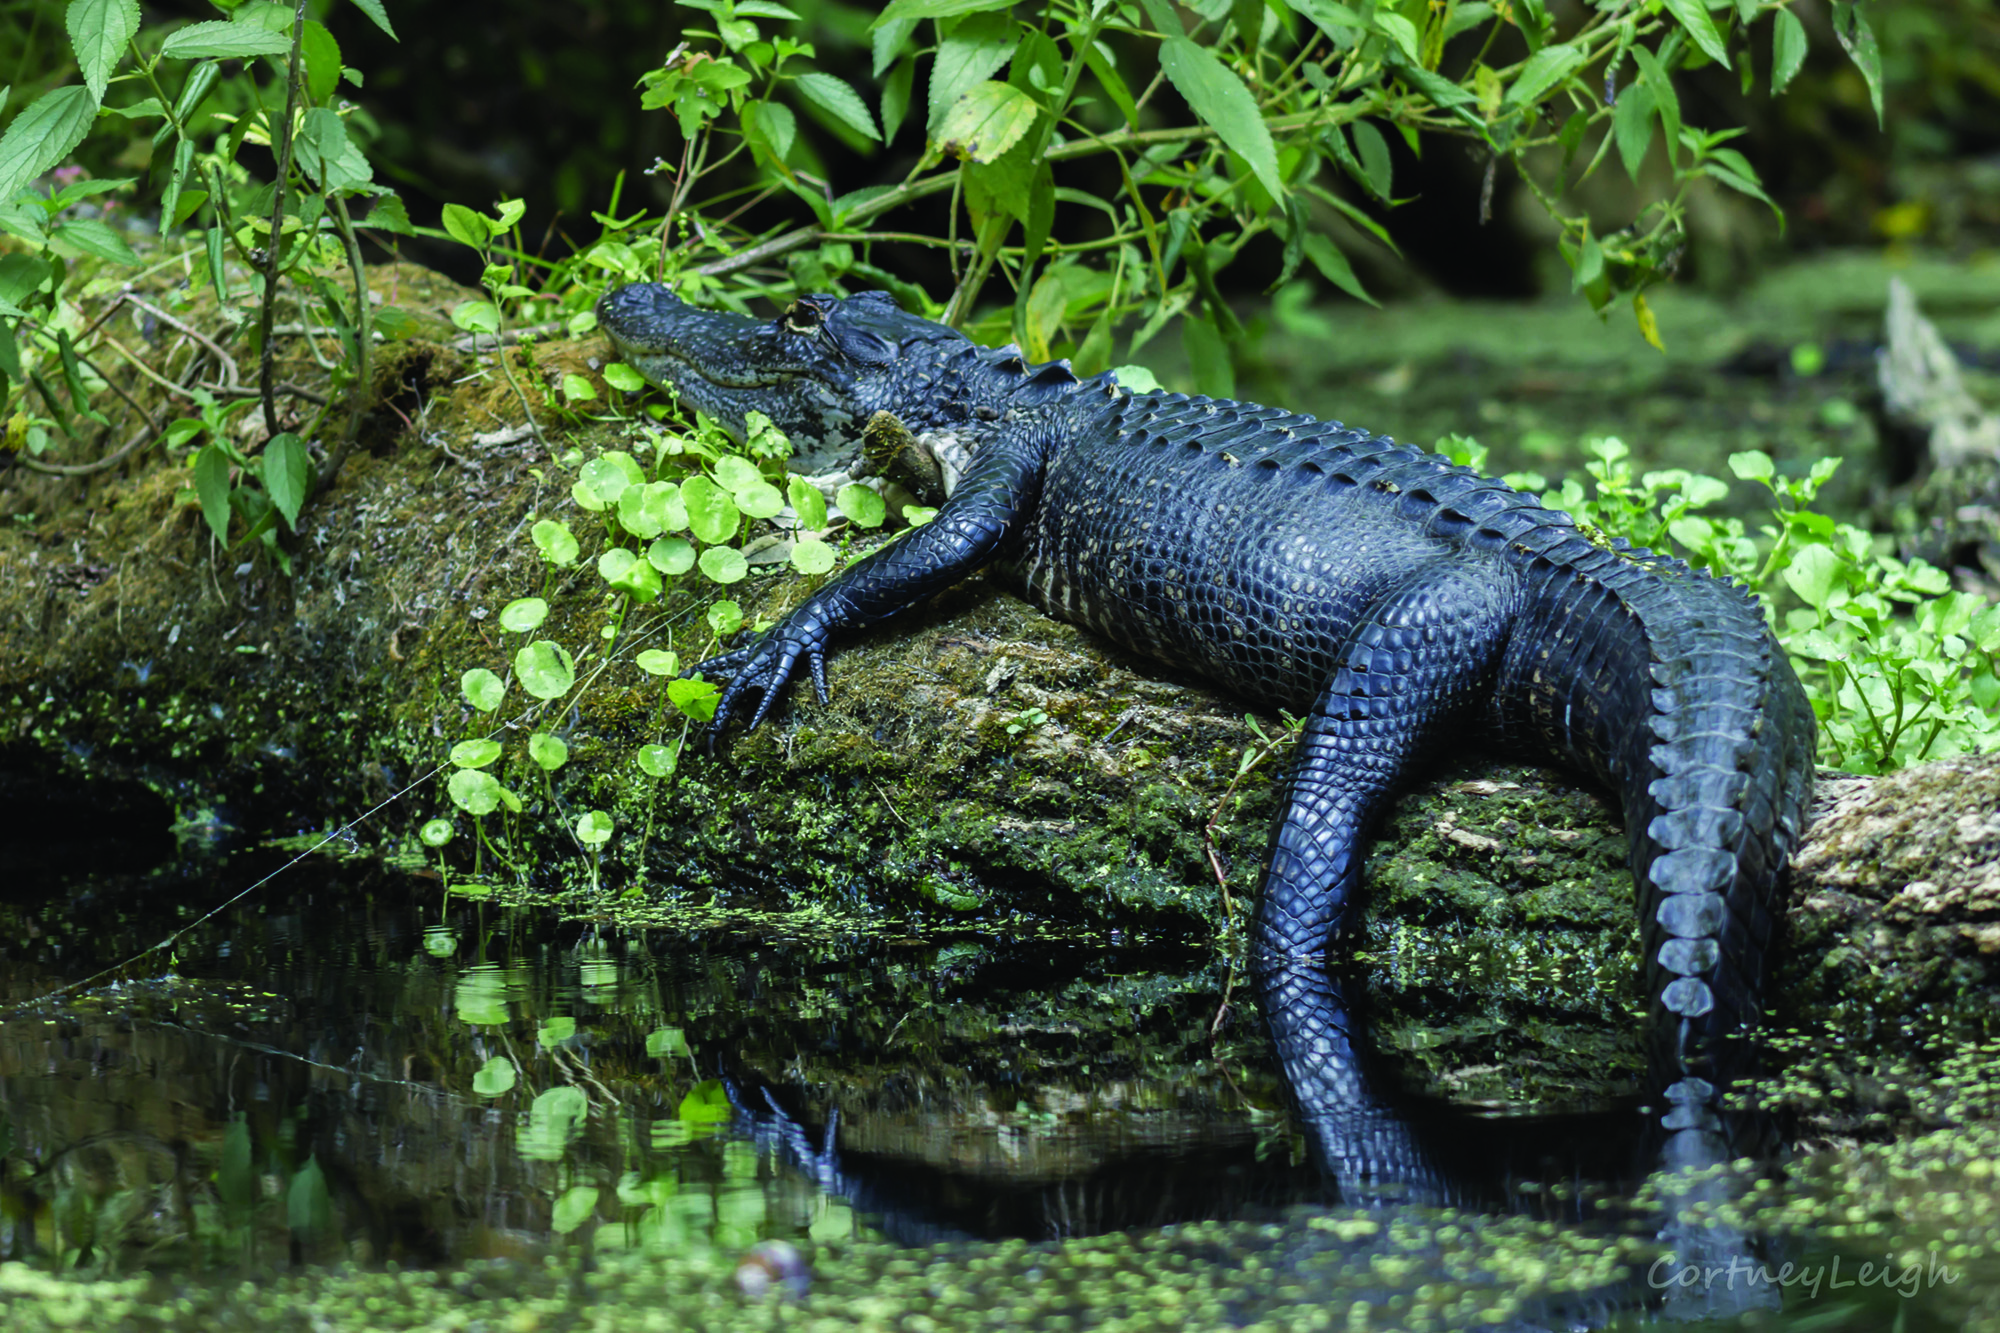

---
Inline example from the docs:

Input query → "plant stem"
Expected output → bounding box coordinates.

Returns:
[257,0,312,438]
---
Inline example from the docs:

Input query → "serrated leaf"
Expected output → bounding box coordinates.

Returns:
[1157,38,1282,203]
[1350,120,1392,200]
[49,218,138,265]
[874,16,916,78]
[1660,0,1730,69]
[1831,2,1883,128]
[159,20,292,60]
[66,0,139,104]
[933,80,1037,163]
[0,85,99,204]
[792,71,879,142]
[1506,41,1584,110]
[1301,232,1377,307]
[873,0,1012,23]
[928,10,1017,131]
[261,432,309,528]
[1772,9,1807,95]
[346,0,397,40]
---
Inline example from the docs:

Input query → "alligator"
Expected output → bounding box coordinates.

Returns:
[596,284,1818,1099]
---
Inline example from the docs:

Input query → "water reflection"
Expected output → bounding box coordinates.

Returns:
[0,853,1987,1330]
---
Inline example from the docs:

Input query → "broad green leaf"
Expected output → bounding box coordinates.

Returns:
[792,71,879,142]
[1157,39,1282,203]
[499,597,548,632]
[787,474,829,530]
[1728,451,1774,482]
[301,20,341,103]
[635,649,680,676]
[698,545,748,583]
[193,442,231,545]
[1830,1,1883,128]
[441,202,492,250]
[1629,45,1681,166]
[1772,9,1808,96]
[667,678,720,722]
[515,640,577,700]
[933,80,1038,164]
[1784,543,1842,611]
[734,478,785,520]
[707,600,744,637]
[472,1057,516,1097]
[66,0,140,104]
[447,768,503,816]
[1302,232,1377,307]
[928,10,1017,130]
[460,668,505,711]
[451,300,500,335]
[791,537,836,575]
[744,98,797,167]
[1660,0,1730,69]
[574,810,613,848]
[0,254,52,308]
[1350,120,1392,201]
[1613,83,1657,180]
[648,1026,691,1059]
[532,518,579,566]
[49,218,138,265]
[1506,41,1584,110]
[420,818,454,847]
[603,362,645,392]
[0,85,98,204]
[260,432,309,528]
[450,739,503,769]
[346,0,397,39]
[562,372,596,402]
[551,1185,598,1235]
[603,547,663,602]
[159,20,292,59]
[648,535,697,575]
[1371,11,1419,64]
[682,474,741,545]
[873,0,1012,24]
[579,451,642,506]
[713,454,763,491]
[638,740,680,779]
[836,483,887,528]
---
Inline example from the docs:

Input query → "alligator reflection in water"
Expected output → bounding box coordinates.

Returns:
[733,960,1785,1325]
[0,854,1945,1329]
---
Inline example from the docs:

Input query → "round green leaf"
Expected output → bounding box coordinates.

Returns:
[604,362,645,392]
[499,597,549,633]
[419,817,454,847]
[599,547,638,583]
[787,474,829,531]
[579,452,642,508]
[707,600,743,637]
[734,478,785,520]
[450,738,503,769]
[472,1056,516,1098]
[713,455,764,492]
[836,483,887,529]
[617,484,661,539]
[790,537,836,575]
[515,640,577,700]
[638,740,681,778]
[561,372,597,402]
[528,732,568,771]
[648,536,696,575]
[601,547,662,602]
[698,545,748,584]
[532,519,579,567]
[461,668,506,712]
[574,809,614,848]
[635,648,681,677]
[423,925,459,957]
[447,768,503,816]
[450,300,500,335]
[682,475,741,545]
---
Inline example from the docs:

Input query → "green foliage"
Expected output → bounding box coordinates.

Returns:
[1442,434,2000,774]
[607,0,1876,368]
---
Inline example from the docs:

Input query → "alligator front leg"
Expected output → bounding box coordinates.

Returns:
[690,420,1050,736]
[1254,561,1522,960]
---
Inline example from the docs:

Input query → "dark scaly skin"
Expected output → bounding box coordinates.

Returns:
[597,284,1817,1094]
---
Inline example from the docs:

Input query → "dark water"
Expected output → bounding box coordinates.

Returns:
[0,847,1989,1330]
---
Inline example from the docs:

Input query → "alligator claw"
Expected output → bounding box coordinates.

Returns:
[683,619,835,747]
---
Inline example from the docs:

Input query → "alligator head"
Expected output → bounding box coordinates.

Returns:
[596,284,1096,472]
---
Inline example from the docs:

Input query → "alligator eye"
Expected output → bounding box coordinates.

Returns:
[781,301,823,336]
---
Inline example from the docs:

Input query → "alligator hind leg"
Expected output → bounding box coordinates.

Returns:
[1254,561,1522,961]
